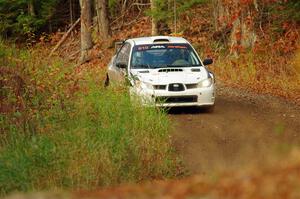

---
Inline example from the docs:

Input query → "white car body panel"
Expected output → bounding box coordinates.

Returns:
[107,36,216,107]
[130,68,208,84]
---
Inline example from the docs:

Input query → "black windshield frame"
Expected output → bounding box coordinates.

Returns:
[130,43,202,69]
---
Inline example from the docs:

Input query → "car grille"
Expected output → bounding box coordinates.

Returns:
[168,83,185,91]
[156,95,198,103]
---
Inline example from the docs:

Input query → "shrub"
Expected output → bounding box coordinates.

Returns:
[0,42,180,195]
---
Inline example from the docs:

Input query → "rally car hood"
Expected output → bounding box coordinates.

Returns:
[130,67,209,85]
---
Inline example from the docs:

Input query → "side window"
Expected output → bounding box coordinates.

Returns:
[115,43,131,66]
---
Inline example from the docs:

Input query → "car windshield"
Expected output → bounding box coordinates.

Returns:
[131,44,201,69]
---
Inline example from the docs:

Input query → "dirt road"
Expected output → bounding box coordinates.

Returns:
[170,84,300,175]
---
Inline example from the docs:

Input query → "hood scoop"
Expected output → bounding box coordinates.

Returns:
[191,68,201,72]
[158,68,183,73]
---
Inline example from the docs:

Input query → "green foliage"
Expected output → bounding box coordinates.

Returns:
[270,0,300,23]
[0,0,59,38]
[108,0,118,12]
[265,0,300,35]
[0,42,180,196]
[176,0,207,14]
[147,0,206,22]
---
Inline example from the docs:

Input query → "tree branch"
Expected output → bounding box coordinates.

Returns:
[49,18,80,57]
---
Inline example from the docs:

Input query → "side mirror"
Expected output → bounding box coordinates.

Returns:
[116,61,127,69]
[203,58,213,66]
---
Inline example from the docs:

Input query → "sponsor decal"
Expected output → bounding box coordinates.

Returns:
[167,45,187,49]
[136,44,188,51]
[151,45,166,49]
[137,46,150,51]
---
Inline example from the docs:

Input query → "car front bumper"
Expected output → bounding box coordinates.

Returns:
[130,85,215,107]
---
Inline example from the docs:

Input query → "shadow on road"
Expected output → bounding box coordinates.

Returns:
[165,106,212,115]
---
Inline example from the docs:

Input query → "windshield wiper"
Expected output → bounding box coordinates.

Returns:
[169,64,203,67]
[151,64,190,69]
[191,64,203,67]
[172,64,191,67]
[150,64,202,69]
[152,64,167,68]
[159,64,192,68]
[132,64,151,69]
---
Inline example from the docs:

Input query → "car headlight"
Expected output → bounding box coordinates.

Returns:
[143,82,153,89]
[198,78,213,88]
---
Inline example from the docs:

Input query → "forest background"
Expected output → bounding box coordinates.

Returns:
[0,0,299,196]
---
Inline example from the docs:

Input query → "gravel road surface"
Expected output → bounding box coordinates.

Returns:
[170,83,300,175]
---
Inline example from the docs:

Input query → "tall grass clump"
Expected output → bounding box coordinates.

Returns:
[212,49,300,101]
[0,42,180,195]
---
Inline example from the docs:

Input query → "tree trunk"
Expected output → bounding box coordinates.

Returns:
[28,0,35,16]
[213,0,257,56]
[150,0,158,36]
[70,0,74,25]
[79,0,93,63]
[168,0,172,11]
[95,0,111,39]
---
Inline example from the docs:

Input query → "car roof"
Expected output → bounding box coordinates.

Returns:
[127,36,189,46]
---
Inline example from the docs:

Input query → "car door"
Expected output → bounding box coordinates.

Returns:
[108,43,131,84]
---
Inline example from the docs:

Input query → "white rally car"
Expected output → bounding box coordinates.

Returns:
[105,36,215,108]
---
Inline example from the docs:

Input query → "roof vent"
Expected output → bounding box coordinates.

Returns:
[153,38,170,43]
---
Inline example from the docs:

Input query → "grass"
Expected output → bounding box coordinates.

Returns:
[211,51,300,102]
[0,41,180,195]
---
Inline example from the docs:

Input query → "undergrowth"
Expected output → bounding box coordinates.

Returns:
[212,51,300,101]
[0,41,180,195]
[181,3,299,102]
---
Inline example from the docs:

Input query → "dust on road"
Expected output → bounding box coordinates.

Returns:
[170,85,300,175]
